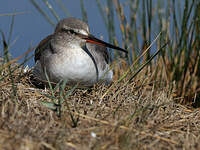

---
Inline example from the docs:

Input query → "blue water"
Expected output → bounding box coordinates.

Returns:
[0,0,187,67]
[0,0,112,66]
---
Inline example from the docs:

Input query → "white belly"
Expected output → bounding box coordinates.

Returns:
[34,47,113,86]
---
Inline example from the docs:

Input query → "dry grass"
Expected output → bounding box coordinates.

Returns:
[1,1,199,149]
[0,64,200,150]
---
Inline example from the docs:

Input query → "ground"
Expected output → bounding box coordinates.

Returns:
[0,65,200,150]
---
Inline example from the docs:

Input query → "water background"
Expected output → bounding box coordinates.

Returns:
[0,0,185,66]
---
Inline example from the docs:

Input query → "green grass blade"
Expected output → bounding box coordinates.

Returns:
[55,0,71,17]
[0,12,29,17]
[96,0,108,28]
[80,0,88,23]
[0,30,17,97]
[29,0,55,27]
[62,83,78,104]
[127,41,169,83]
[42,0,60,22]
[8,15,15,45]
[41,101,57,111]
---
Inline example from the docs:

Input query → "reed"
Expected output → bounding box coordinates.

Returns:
[96,0,200,105]
[1,0,199,107]
[1,1,200,149]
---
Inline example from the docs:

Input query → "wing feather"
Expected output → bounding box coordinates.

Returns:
[34,35,53,62]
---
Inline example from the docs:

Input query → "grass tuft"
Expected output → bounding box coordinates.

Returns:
[0,0,200,149]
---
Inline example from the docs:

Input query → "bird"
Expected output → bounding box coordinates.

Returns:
[32,17,127,87]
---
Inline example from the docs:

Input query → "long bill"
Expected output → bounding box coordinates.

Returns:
[81,34,128,54]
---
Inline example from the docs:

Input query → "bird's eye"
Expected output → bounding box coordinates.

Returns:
[68,29,75,34]
[61,28,78,35]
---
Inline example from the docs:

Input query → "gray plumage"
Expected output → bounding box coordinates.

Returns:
[32,18,113,87]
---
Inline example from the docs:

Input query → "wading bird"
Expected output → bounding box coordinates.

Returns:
[32,18,127,87]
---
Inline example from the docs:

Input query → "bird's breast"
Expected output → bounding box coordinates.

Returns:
[48,46,99,84]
